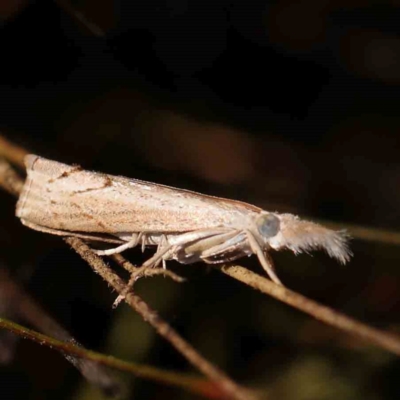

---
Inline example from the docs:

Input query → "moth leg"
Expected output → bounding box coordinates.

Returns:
[115,229,235,305]
[141,242,175,270]
[245,230,283,285]
[126,242,175,284]
[114,243,175,307]
[198,231,247,262]
[160,235,168,269]
[141,234,146,252]
[173,231,240,264]
[94,233,141,256]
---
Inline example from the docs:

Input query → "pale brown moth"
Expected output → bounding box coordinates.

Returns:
[16,155,351,285]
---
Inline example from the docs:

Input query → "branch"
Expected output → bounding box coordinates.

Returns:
[322,219,400,247]
[0,136,27,169]
[0,317,230,399]
[111,253,185,283]
[0,157,25,196]
[0,269,121,397]
[221,264,400,356]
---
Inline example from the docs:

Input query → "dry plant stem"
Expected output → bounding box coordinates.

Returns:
[111,254,185,306]
[221,265,400,356]
[142,268,186,281]
[322,220,400,247]
[0,157,25,196]
[0,318,227,400]
[0,269,121,396]
[111,253,137,273]
[0,269,230,399]
[111,253,185,282]
[67,237,254,400]
[112,262,161,306]
[0,136,27,168]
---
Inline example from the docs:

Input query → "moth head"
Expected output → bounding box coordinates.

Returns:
[255,212,281,240]
[267,213,352,264]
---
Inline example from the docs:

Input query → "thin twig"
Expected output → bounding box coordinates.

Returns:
[111,253,137,273]
[111,253,185,282]
[0,136,27,169]
[321,219,400,247]
[67,237,255,400]
[0,157,25,196]
[0,259,236,399]
[0,269,121,397]
[111,254,184,307]
[0,317,229,399]
[220,264,400,356]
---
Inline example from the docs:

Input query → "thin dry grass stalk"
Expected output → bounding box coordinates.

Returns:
[0,157,25,196]
[0,136,27,168]
[0,269,121,397]
[0,317,231,399]
[220,265,400,356]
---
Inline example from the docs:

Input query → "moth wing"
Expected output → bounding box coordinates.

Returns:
[16,155,261,234]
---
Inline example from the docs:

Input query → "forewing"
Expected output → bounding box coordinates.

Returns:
[16,155,260,234]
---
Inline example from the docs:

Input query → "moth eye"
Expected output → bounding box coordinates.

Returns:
[257,214,280,238]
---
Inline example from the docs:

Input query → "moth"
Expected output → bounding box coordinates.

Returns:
[16,155,351,285]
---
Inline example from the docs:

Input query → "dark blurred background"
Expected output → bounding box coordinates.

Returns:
[1,0,400,399]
